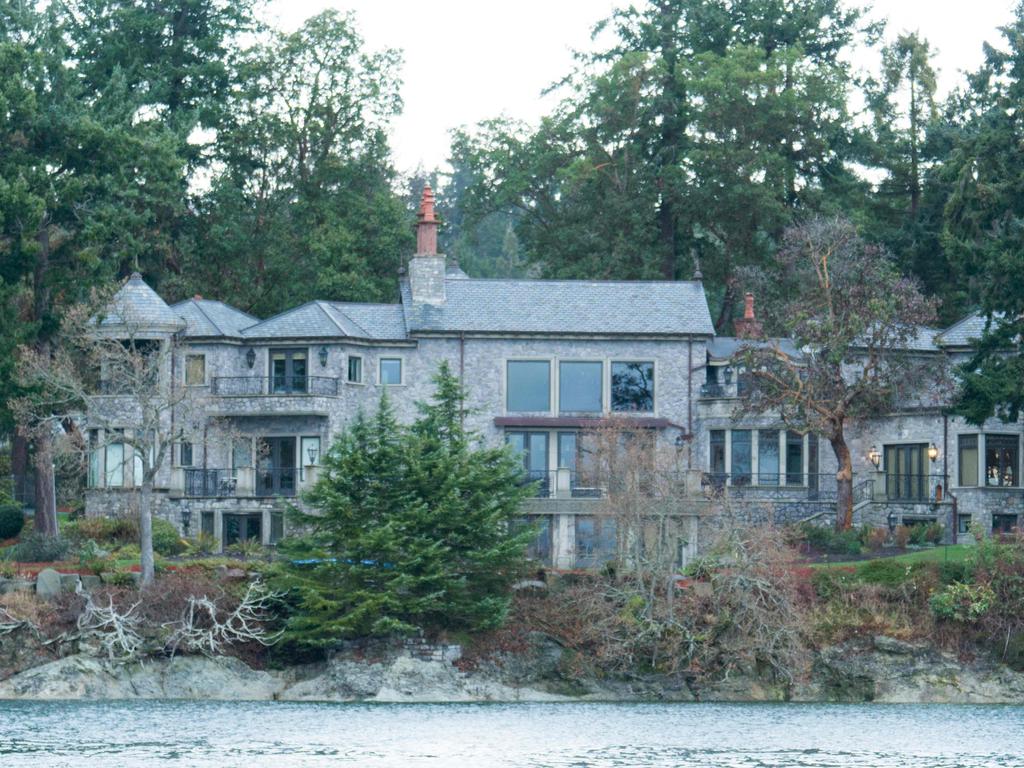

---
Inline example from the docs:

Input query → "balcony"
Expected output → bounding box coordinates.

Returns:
[211,376,340,397]
[520,469,606,500]
[174,466,320,499]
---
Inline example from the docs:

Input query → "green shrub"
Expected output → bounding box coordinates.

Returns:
[937,559,970,585]
[929,582,995,623]
[105,570,137,588]
[0,505,25,540]
[152,518,186,556]
[184,532,218,556]
[811,568,855,600]
[798,523,862,555]
[64,516,138,545]
[12,533,70,563]
[908,523,930,546]
[227,538,264,559]
[857,558,912,587]
[923,522,944,545]
[77,539,113,576]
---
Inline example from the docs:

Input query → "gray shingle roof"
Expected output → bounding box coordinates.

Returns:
[934,311,994,347]
[400,277,715,336]
[709,337,802,362]
[241,301,408,340]
[171,298,258,338]
[98,273,184,331]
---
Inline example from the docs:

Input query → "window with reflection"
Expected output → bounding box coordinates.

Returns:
[611,361,654,412]
[985,435,1019,487]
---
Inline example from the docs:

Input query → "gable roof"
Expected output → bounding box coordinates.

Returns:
[240,301,408,341]
[97,273,184,332]
[400,277,715,336]
[171,298,258,338]
[934,311,992,348]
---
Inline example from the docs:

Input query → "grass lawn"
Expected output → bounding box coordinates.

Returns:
[810,544,975,569]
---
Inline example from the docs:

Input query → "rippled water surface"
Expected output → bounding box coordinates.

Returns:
[1,700,1023,767]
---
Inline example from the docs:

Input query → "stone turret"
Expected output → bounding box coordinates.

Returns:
[409,185,446,305]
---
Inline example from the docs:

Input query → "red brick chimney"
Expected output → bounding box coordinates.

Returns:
[416,184,439,256]
[409,185,446,305]
[734,292,763,339]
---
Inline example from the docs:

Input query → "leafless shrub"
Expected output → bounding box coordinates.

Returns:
[164,581,283,657]
[77,591,145,661]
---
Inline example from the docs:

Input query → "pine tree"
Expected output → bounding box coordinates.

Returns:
[276,365,532,649]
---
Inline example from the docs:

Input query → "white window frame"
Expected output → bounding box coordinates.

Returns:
[346,354,365,385]
[378,356,405,386]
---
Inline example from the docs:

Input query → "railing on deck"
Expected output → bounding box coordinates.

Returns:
[212,376,339,396]
[183,468,238,497]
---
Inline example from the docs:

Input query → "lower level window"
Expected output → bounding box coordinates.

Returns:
[993,513,1019,534]
[986,435,1019,487]
[957,514,972,535]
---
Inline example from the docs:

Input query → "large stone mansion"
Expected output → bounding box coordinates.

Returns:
[83,187,1024,566]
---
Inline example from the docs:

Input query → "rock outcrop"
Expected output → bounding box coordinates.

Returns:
[2,634,1024,703]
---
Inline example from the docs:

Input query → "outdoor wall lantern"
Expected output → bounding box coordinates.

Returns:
[318,346,329,368]
[180,503,192,537]
[928,443,939,462]
[307,446,320,465]
[245,347,256,369]
[868,445,881,468]
[723,366,734,385]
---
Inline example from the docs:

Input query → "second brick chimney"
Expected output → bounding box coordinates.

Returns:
[734,292,763,339]
[409,185,446,305]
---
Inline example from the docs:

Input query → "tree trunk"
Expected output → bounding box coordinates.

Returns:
[139,481,155,587]
[830,434,854,531]
[11,432,28,505]
[33,433,58,537]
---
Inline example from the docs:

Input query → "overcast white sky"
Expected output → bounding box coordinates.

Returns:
[265,0,1019,175]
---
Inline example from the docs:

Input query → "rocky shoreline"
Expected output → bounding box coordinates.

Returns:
[3,633,1024,704]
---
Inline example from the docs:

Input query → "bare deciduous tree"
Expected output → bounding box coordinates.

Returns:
[738,218,942,530]
[12,294,224,586]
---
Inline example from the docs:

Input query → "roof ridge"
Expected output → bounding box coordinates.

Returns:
[444,277,704,286]
[190,298,225,336]
[313,301,362,335]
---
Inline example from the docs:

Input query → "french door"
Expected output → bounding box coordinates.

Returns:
[257,437,297,496]
[270,348,308,393]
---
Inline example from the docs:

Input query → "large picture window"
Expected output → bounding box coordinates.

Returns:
[507,361,550,412]
[885,443,927,500]
[731,430,752,486]
[958,435,979,487]
[611,361,654,412]
[758,430,780,485]
[785,431,804,485]
[559,361,602,413]
[985,435,1019,487]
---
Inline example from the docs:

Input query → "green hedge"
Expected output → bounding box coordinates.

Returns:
[0,505,25,540]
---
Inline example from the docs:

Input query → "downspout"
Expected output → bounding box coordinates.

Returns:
[944,411,958,544]
[459,331,466,429]
[687,338,693,469]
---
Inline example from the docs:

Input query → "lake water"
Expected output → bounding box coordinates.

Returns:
[1,700,1022,767]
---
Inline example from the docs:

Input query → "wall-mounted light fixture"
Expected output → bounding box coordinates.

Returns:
[723,366,734,385]
[868,445,881,468]
[928,443,939,462]
[246,347,256,369]
[319,346,329,368]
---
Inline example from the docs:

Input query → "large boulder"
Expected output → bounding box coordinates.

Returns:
[34,569,62,601]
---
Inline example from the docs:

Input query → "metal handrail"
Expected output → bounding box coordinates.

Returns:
[184,468,238,497]
[212,376,339,396]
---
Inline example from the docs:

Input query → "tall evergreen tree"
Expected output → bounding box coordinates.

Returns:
[944,3,1024,424]
[276,364,531,648]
